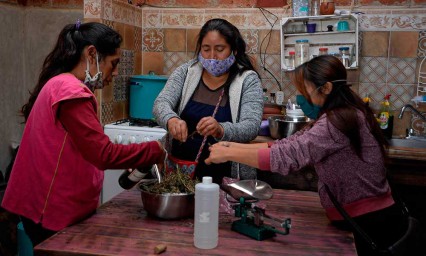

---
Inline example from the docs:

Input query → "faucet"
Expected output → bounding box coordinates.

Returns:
[398,104,426,122]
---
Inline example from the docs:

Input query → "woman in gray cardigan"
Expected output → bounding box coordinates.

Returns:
[153,18,263,183]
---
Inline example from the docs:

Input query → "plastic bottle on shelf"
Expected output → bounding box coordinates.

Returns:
[339,47,350,68]
[288,51,296,70]
[295,39,309,67]
[311,0,319,16]
[118,166,152,190]
[318,47,329,56]
[194,176,219,249]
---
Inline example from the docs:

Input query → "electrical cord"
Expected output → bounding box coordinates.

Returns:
[258,7,282,91]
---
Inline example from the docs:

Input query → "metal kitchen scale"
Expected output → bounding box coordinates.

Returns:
[221,180,291,241]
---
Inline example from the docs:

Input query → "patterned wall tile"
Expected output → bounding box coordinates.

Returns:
[134,26,142,51]
[391,9,426,31]
[358,9,426,31]
[240,29,258,54]
[418,31,426,58]
[359,82,389,110]
[387,58,416,84]
[162,9,205,28]
[113,75,130,102]
[359,57,388,83]
[112,0,135,26]
[142,28,164,52]
[257,54,281,82]
[102,0,112,20]
[163,52,189,75]
[135,7,142,27]
[102,19,115,29]
[143,9,162,28]
[85,0,102,19]
[119,49,135,75]
[204,9,252,29]
[280,78,298,103]
[358,12,392,31]
[101,101,114,124]
[389,83,416,109]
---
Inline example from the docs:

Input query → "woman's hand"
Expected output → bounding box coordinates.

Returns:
[205,143,230,165]
[196,117,223,138]
[167,117,188,142]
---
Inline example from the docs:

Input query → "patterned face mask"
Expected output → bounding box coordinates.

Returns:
[198,53,236,77]
[84,53,103,90]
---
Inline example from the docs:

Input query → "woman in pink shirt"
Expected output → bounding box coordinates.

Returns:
[2,21,165,246]
[205,56,412,255]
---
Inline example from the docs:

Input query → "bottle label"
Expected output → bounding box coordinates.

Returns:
[379,112,389,129]
[128,169,148,182]
[198,212,211,223]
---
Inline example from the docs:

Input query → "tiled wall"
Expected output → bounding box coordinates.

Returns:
[87,0,426,137]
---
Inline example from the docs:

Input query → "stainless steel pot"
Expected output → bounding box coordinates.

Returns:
[268,115,309,139]
[140,189,194,219]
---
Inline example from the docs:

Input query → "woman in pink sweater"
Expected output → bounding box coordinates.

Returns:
[205,55,409,255]
[2,22,165,247]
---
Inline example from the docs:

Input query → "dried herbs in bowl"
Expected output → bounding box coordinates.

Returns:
[139,171,199,219]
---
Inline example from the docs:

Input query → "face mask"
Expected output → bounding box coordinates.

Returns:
[198,53,235,77]
[84,53,103,90]
[296,94,321,120]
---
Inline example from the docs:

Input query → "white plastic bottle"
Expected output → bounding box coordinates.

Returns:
[194,176,219,249]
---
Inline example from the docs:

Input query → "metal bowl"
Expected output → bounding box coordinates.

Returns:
[268,115,309,139]
[139,187,194,220]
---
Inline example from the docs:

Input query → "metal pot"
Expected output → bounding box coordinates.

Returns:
[268,115,309,139]
[140,188,194,219]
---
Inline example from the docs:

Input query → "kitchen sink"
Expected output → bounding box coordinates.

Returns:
[388,137,426,149]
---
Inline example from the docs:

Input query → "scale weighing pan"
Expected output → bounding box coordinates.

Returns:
[221,180,273,200]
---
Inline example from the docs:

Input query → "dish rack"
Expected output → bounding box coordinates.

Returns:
[415,56,426,106]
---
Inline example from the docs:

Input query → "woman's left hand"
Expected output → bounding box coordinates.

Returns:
[196,117,223,138]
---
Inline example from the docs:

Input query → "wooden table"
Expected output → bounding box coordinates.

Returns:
[34,189,356,256]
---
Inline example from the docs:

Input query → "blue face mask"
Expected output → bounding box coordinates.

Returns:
[296,95,321,119]
[198,53,235,77]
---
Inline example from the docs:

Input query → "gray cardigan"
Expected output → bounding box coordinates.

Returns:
[153,59,264,179]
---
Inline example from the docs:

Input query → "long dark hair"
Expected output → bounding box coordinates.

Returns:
[195,18,258,84]
[292,55,388,158]
[21,22,122,122]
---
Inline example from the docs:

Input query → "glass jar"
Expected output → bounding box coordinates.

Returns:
[339,47,350,68]
[288,51,296,70]
[320,0,335,15]
[318,47,328,56]
[295,39,309,67]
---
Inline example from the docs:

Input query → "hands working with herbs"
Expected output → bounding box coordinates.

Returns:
[167,116,224,142]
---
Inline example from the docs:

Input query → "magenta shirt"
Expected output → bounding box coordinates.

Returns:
[258,112,394,220]
[2,74,163,231]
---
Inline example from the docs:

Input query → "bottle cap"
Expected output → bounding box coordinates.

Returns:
[289,51,295,55]
[202,176,213,184]
[296,39,309,43]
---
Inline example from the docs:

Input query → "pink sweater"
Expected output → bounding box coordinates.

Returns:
[3,73,163,231]
[258,112,394,220]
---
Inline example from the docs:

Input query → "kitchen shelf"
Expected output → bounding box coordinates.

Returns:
[280,14,359,71]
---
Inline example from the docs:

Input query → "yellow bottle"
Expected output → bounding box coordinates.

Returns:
[378,94,393,139]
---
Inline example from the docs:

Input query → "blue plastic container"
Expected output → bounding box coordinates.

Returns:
[129,74,168,120]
